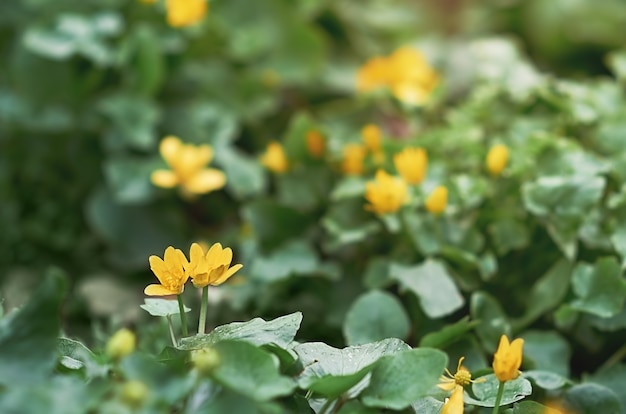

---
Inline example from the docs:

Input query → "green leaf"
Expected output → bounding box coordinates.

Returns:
[607,49,626,81]
[516,259,573,329]
[219,148,267,199]
[98,94,159,150]
[411,397,444,414]
[504,401,563,414]
[361,348,448,410]
[209,340,296,401]
[563,383,622,414]
[242,199,313,248]
[307,365,374,399]
[471,291,511,352]
[140,298,191,317]
[390,259,464,319]
[57,338,108,379]
[489,217,530,255]
[103,156,159,204]
[293,338,410,389]
[587,364,626,412]
[0,269,65,385]
[523,370,568,390]
[343,290,410,346]
[250,240,319,282]
[522,331,571,377]
[467,374,532,407]
[277,167,332,210]
[402,211,440,255]
[522,175,605,217]
[330,176,367,200]
[570,257,626,318]
[178,312,302,350]
[419,317,480,348]
[610,223,626,267]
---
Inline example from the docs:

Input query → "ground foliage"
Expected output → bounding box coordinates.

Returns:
[1,0,626,413]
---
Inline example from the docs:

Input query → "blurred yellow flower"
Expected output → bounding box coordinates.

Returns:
[121,380,149,408]
[261,141,289,173]
[106,328,136,360]
[425,185,448,214]
[441,384,464,414]
[356,46,439,106]
[341,143,367,175]
[394,147,427,184]
[361,124,382,153]
[306,130,325,158]
[191,347,220,374]
[151,136,226,195]
[145,246,189,296]
[493,335,524,382]
[185,242,243,288]
[166,0,207,28]
[486,144,509,176]
[365,169,408,215]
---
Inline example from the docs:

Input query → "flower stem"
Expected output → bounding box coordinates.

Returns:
[177,294,188,337]
[491,380,506,414]
[198,286,209,334]
[166,315,177,347]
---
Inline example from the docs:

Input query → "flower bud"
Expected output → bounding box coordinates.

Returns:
[486,144,509,176]
[106,328,136,360]
[191,348,220,375]
[425,185,448,214]
[121,380,149,408]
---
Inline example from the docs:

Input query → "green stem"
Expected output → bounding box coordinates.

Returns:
[198,286,209,334]
[492,380,506,414]
[166,315,177,347]
[177,294,188,337]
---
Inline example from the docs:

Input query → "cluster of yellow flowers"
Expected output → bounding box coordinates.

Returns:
[151,136,226,196]
[356,46,439,106]
[439,334,524,414]
[145,242,243,296]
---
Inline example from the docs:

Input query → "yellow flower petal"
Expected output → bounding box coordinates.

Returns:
[493,335,524,382]
[144,284,179,296]
[441,385,464,414]
[151,170,179,188]
[212,263,243,286]
[183,169,227,194]
[160,136,183,167]
[425,185,448,214]
[364,169,408,215]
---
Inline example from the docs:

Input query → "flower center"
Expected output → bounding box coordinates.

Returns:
[454,369,472,386]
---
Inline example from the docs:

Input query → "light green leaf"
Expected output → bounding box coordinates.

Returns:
[522,331,571,377]
[467,374,532,407]
[209,340,296,401]
[419,317,480,349]
[523,370,568,390]
[330,176,367,200]
[57,338,108,379]
[361,348,448,410]
[103,156,160,204]
[570,257,626,318]
[250,240,319,282]
[489,218,530,255]
[504,400,563,414]
[563,383,622,414]
[587,364,626,411]
[140,298,191,317]
[522,175,605,217]
[343,290,410,346]
[390,259,464,319]
[471,291,511,352]
[219,148,267,199]
[178,312,302,350]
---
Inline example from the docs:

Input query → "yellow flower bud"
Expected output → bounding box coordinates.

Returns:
[166,0,207,28]
[191,348,220,375]
[492,334,524,382]
[106,328,136,360]
[306,130,325,158]
[121,380,149,408]
[261,141,289,173]
[486,144,509,176]
[425,185,448,214]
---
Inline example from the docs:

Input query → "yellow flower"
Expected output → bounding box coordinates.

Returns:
[185,242,243,288]
[425,185,448,214]
[394,147,427,184]
[441,385,464,414]
[166,0,207,28]
[361,124,382,153]
[306,130,325,158]
[151,136,226,195]
[261,141,289,173]
[365,169,408,215]
[438,357,477,391]
[493,335,524,382]
[341,143,367,175]
[486,144,509,176]
[356,56,390,93]
[106,328,136,360]
[145,246,189,296]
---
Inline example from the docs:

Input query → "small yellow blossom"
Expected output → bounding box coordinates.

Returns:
[438,357,478,391]
[151,136,226,195]
[121,380,149,408]
[441,385,464,414]
[261,141,289,173]
[425,185,448,214]
[493,335,524,382]
[106,328,136,360]
[394,147,427,184]
[365,169,408,215]
[166,0,207,28]
[145,246,189,296]
[356,46,439,106]
[361,124,382,153]
[185,242,243,288]
[486,144,509,176]
[341,143,367,175]
[306,130,325,158]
